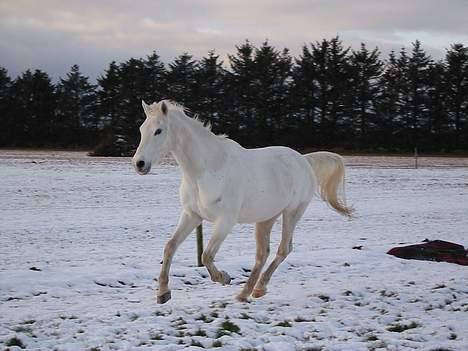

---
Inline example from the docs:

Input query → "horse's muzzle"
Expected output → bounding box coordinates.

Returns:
[134,159,151,175]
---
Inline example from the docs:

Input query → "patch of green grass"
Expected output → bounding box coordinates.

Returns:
[216,320,240,338]
[6,336,26,349]
[210,311,219,318]
[192,329,207,337]
[211,340,223,348]
[276,320,292,327]
[366,334,379,341]
[150,331,163,340]
[212,340,223,348]
[129,313,139,321]
[239,312,252,320]
[387,321,419,332]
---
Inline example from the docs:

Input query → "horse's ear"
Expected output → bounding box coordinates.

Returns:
[161,101,168,116]
[142,100,149,115]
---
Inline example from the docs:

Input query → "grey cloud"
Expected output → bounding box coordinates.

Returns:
[1,0,467,80]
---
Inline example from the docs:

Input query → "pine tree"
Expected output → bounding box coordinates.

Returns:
[119,57,153,139]
[349,44,383,148]
[252,41,292,145]
[144,51,167,102]
[292,44,320,146]
[305,37,352,147]
[378,51,401,149]
[96,61,121,129]
[166,53,199,109]
[425,61,448,150]
[0,67,12,146]
[445,43,468,149]
[94,61,124,155]
[406,40,432,148]
[56,64,97,146]
[227,41,256,142]
[9,70,57,146]
[393,47,412,148]
[196,50,227,133]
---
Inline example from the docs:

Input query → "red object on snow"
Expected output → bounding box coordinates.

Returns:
[387,240,468,266]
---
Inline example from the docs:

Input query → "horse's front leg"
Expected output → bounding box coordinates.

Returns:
[201,217,235,285]
[158,211,202,304]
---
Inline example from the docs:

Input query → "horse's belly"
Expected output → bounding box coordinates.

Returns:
[237,153,314,223]
[237,184,294,223]
[237,202,284,223]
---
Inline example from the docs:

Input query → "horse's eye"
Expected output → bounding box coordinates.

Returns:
[154,128,162,136]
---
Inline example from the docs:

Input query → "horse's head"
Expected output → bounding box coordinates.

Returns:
[132,100,171,175]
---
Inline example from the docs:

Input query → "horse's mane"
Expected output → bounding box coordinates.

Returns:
[163,100,227,139]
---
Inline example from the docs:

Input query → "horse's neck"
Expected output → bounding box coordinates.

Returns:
[171,116,224,179]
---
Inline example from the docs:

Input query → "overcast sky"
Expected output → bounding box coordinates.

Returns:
[1,0,467,81]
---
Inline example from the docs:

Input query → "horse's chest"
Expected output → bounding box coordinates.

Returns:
[180,176,224,222]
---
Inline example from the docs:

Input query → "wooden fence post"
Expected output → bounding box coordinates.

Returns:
[196,224,204,267]
[414,147,418,169]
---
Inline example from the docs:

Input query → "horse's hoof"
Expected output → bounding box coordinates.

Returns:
[252,288,266,298]
[236,294,249,302]
[219,271,232,285]
[157,291,172,304]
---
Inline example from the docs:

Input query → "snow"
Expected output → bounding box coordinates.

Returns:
[0,151,467,351]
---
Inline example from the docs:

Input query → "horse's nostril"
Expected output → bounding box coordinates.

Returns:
[136,160,145,169]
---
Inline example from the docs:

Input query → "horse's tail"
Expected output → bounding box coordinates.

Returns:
[304,151,354,217]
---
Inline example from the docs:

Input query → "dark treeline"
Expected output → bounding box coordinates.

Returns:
[1,37,467,155]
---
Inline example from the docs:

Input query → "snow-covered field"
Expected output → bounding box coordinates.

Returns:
[1,151,467,351]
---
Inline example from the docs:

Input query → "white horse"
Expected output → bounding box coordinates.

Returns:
[132,100,353,303]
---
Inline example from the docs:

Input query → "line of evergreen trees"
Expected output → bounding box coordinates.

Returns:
[1,37,467,155]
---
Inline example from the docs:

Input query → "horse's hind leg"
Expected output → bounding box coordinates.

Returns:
[236,216,277,302]
[252,204,307,298]
[202,217,235,285]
